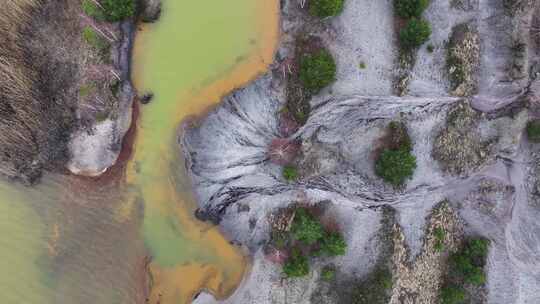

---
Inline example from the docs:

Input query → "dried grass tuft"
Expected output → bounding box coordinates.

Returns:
[0,0,76,183]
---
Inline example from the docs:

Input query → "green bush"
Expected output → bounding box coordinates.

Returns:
[375,148,417,186]
[440,285,466,304]
[353,267,393,304]
[394,0,430,18]
[450,238,489,285]
[434,227,446,252]
[110,80,120,98]
[309,0,345,18]
[467,238,489,258]
[82,0,106,21]
[527,120,540,143]
[102,0,136,22]
[446,24,471,90]
[286,96,311,125]
[465,268,486,285]
[276,206,348,279]
[82,26,110,55]
[320,232,347,256]
[283,249,310,278]
[79,83,95,97]
[283,165,299,182]
[271,231,287,249]
[439,238,489,303]
[321,265,336,281]
[95,111,110,122]
[299,49,337,93]
[399,18,432,49]
[291,208,325,245]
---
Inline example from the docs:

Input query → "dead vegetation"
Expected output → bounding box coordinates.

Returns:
[284,35,326,125]
[390,201,463,304]
[433,102,492,176]
[0,0,78,183]
[0,0,134,183]
[447,23,480,97]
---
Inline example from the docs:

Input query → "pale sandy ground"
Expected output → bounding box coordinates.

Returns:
[188,0,540,303]
[408,0,476,96]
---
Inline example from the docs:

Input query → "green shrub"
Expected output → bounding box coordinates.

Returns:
[399,18,432,49]
[467,238,489,258]
[271,231,288,249]
[283,249,310,278]
[82,0,106,21]
[353,267,393,304]
[527,120,540,142]
[320,232,347,256]
[309,0,345,18]
[299,49,337,93]
[394,0,430,18]
[79,84,95,97]
[449,238,489,285]
[291,208,325,245]
[439,238,489,303]
[375,148,417,186]
[434,227,446,252]
[82,26,110,55]
[451,253,472,274]
[440,285,466,304]
[283,165,299,182]
[465,267,486,285]
[286,96,311,125]
[110,80,120,98]
[102,0,136,22]
[359,61,367,69]
[321,265,336,281]
[446,24,472,91]
[274,206,348,280]
[95,111,110,122]
[427,44,435,53]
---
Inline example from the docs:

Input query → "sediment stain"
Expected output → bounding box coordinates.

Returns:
[131,1,279,303]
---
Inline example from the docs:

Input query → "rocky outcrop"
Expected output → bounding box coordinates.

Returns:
[0,0,137,180]
[67,21,136,176]
[140,0,162,23]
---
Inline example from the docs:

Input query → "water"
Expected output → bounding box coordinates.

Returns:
[0,182,53,304]
[128,0,279,303]
[0,173,146,304]
[0,1,278,303]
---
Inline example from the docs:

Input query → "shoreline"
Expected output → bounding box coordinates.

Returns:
[66,17,138,177]
[129,1,281,303]
[183,0,540,303]
[75,18,140,185]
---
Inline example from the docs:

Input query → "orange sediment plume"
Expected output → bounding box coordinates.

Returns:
[130,1,281,304]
